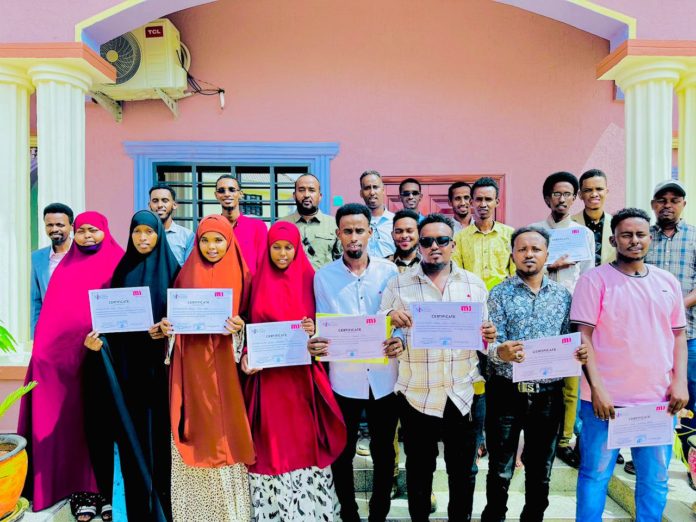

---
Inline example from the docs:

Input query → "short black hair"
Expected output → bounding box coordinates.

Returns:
[335,203,371,228]
[579,169,607,189]
[43,203,74,224]
[472,177,499,198]
[393,209,420,228]
[216,174,241,190]
[543,171,578,198]
[448,181,472,201]
[294,173,320,190]
[359,170,382,185]
[149,182,176,201]
[610,208,651,233]
[418,213,454,235]
[399,178,421,193]
[511,226,550,249]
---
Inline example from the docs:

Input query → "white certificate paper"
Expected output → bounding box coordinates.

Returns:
[89,287,154,333]
[247,320,310,369]
[166,288,232,334]
[317,315,387,361]
[512,332,582,383]
[545,227,592,265]
[608,403,673,449]
[410,302,483,350]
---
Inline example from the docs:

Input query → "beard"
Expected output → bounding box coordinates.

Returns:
[421,260,448,274]
[616,251,646,264]
[157,209,173,223]
[50,235,68,247]
[395,244,417,258]
[297,201,318,216]
[346,248,364,259]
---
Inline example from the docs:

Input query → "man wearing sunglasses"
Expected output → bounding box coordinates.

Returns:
[381,213,497,522]
[399,178,425,223]
[215,174,268,276]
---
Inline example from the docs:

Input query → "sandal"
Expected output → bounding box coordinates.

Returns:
[101,503,113,522]
[75,505,97,522]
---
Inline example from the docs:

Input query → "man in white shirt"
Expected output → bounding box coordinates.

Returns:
[148,183,194,266]
[309,203,403,522]
[360,170,396,258]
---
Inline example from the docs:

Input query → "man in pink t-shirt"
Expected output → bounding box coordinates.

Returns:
[571,208,688,522]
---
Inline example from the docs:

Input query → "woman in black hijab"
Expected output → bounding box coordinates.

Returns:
[105,210,180,521]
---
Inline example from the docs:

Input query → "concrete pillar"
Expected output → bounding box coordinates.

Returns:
[0,65,34,350]
[677,69,696,223]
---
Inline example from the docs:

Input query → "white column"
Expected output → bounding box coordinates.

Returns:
[0,65,34,350]
[614,61,684,215]
[28,64,92,247]
[677,69,696,224]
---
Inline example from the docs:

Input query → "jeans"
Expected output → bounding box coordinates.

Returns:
[481,376,564,522]
[577,400,673,522]
[332,391,399,522]
[678,339,696,457]
[399,393,484,522]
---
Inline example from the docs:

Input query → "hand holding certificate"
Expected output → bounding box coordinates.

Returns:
[316,315,388,361]
[166,288,233,334]
[545,227,592,265]
[410,302,483,350]
[607,403,674,449]
[512,332,582,383]
[89,287,154,333]
[247,320,311,369]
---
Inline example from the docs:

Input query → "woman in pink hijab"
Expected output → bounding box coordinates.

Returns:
[18,211,124,521]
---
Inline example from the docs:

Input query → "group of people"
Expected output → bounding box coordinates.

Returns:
[20,167,694,522]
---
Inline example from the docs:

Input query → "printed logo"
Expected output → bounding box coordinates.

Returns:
[572,229,580,235]
[460,305,472,312]
[291,324,301,330]
[214,291,224,297]
[656,405,667,412]
[132,290,142,296]
[366,317,377,325]
[562,337,572,344]
[145,26,164,38]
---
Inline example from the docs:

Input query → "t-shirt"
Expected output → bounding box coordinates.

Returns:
[570,263,687,406]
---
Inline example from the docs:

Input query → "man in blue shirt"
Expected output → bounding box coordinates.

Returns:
[360,170,396,258]
[148,183,194,266]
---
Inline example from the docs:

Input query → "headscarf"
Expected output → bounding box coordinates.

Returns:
[250,221,315,323]
[111,210,180,320]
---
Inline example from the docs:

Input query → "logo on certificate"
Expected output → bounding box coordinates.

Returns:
[562,337,572,344]
[291,323,301,330]
[656,405,667,412]
[132,290,142,296]
[214,291,224,297]
[572,229,580,235]
[365,317,377,325]
[460,305,472,312]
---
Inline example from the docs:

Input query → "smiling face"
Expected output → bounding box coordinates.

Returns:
[131,224,158,255]
[449,185,471,220]
[337,213,372,260]
[74,223,105,247]
[399,182,422,211]
[579,176,608,212]
[419,222,454,266]
[610,217,651,262]
[545,181,576,220]
[392,216,419,256]
[270,239,296,270]
[149,188,177,224]
[199,231,229,262]
[512,231,548,277]
[44,213,72,247]
[215,177,242,211]
[471,186,498,222]
[360,174,385,212]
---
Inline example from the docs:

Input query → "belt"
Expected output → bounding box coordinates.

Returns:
[516,380,563,394]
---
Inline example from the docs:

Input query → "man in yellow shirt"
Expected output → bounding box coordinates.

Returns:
[452,177,515,290]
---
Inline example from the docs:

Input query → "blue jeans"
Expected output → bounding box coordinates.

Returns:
[576,400,673,522]
[678,338,696,457]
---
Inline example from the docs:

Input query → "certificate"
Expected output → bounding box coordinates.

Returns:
[166,288,233,334]
[246,320,310,369]
[89,287,154,333]
[410,302,483,350]
[608,403,673,449]
[317,315,387,361]
[512,332,582,383]
[545,227,592,265]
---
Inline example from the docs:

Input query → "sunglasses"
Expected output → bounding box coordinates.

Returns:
[302,236,316,256]
[400,190,421,197]
[216,187,239,194]
[419,236,452,248]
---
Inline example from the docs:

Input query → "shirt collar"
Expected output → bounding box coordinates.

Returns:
[545,214,572,229]
[511,274,549,292]
[652,219,685,235]
[292,211,323,224]
[472,221,499,235]
[50,239,71,257]
[583,210,604,226]
[392,252,421,267]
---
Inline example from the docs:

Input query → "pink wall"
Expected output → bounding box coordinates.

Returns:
[84,0,625,245]
[599,0,696,40]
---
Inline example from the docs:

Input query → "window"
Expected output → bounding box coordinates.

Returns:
[154,163,310,230]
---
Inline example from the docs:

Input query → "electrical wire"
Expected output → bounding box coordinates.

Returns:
[177,46,224,97]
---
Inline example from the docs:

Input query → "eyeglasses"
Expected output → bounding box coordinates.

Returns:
[400,190,421,197]
[419,236,452,248]
[216,187,239,194]
[550,191,574,199]
[302,236,316,256]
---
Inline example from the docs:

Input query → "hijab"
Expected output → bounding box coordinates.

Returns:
[250,221,315,323]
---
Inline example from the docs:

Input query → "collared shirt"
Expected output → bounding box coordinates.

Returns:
[314,256,400,399]
[452,216,472,235]
[48,240,70,277]
[487,275,572,382]
[380,263,489,418]
[166,221,194,266]
[530,215,594,294]
[368,208,396,258]
[646,220,696,339]
[583,211,605,267]
[385,252,421,274]
[279,210,341,270]
[452,222,515,290]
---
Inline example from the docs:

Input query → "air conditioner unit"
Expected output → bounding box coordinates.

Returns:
[96,18,188,101]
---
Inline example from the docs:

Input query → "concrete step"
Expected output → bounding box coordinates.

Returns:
[19,500,75,522]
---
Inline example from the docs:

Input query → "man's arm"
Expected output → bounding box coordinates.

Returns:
[684,288,696,310]
[451,230,464,268]
[669,329,689,414]
[183,231,195,262]
[575,323,614,420]
[30,264,42,338]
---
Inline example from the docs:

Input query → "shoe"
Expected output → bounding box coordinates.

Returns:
[616,452,624,465]
[556,445,579,468]
[356,437,370,457]
[430,492,437,514]
[624,460,636,475]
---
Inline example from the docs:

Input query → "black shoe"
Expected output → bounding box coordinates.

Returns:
[624,460,636,475]
[556,445,580,468]
[616,453,624,465]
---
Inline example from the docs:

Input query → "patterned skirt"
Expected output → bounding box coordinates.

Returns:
[249,466,340,521]
[171,439,251,522]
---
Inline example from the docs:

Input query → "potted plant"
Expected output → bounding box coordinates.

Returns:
[0,323,36,519]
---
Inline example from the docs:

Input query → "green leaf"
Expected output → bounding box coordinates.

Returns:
[0,322,17,353]
[0,381,37,418]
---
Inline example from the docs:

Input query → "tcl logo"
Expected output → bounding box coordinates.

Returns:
[366,318,377,325]
[214,291,224,297]
[460,305,472,312]
[291,324,301,330]
[145,26,164,38]
[132,290,142,296]
[562,337,572,344]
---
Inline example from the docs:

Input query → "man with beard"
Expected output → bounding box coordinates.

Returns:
[572,208,688,521]
[31,202,74,336]
[309,203,402,522]
[448,181,473,234]
[381,214,497,522]
[399,178,425,223]
[360,170,396,258]
[279,173,340,270]
[386,209,421,272]
[148,182,194,265]
[452,177,514,291]
[214,174,268,276]
[645,179,696,482]
[572,169,616,266]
